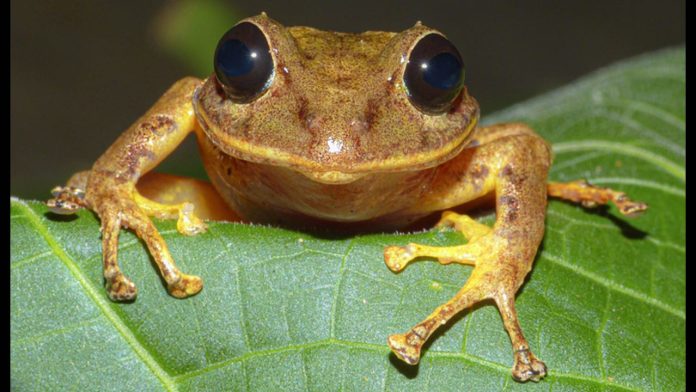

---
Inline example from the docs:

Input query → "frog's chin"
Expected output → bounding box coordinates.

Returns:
[297,170,368,184]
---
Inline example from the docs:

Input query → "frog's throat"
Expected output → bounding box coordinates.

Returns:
[194,97,477,184]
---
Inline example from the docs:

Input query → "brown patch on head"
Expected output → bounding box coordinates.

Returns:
[297,96,309,125]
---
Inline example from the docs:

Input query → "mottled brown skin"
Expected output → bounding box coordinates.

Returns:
[47,13,646,382]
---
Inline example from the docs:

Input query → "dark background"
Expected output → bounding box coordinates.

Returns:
[11,0,685,199]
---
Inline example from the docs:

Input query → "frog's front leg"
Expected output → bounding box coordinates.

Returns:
[48,77,205,301]
[385,123,551,382]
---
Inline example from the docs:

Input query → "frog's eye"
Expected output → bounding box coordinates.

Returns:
[214,22,274,103]
[404,34,465,114]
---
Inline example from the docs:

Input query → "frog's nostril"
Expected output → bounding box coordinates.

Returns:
[350,118,369,134]
[304,114,318,130]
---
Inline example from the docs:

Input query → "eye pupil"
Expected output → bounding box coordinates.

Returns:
[423,52,461,90]
[214,22,274,103]
[404,33,465,114]
[217,39,254,77]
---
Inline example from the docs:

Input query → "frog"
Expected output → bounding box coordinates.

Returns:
[46,13,647,382]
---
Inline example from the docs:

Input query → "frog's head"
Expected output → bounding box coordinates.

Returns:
[194,13,479,184]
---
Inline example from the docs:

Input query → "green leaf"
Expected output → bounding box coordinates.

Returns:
[11,47,684,391]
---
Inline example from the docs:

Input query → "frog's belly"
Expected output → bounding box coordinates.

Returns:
[196,130,436,226]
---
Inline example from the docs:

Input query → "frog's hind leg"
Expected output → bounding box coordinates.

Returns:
[136,172,240,223]
[386,261,547,382]
[384,123,551,382]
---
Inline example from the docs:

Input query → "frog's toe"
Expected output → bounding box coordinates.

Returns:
[435,211,492,241]
[176,202,208,236]
[387,333,422,365]
[106,273,138,302]
[512,348,547,382]
[46,185,87,214]
[384,240,478,272]
[132,192,208,237]
[383,244,416,272]
[167,273,203,298]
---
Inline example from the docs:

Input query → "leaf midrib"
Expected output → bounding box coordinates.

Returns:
[14,199,178,392]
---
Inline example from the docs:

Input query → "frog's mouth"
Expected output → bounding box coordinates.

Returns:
[193,85,478,185]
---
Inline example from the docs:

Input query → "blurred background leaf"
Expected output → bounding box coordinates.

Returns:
[152,0,238,78]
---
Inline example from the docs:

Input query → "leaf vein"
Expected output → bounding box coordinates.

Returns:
[207,226,251,353]
[14,200,179,392]
[329,239,355,339]
[13,316,103,347]
[10,250,53,269]
[552,139,685,181]
[542,253,684,319]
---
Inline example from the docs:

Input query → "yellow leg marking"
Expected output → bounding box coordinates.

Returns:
[133,191,207,236]
[384,243,478,272]
[547,180,648,217]
[435,211,492,241]
[384,211,491,272]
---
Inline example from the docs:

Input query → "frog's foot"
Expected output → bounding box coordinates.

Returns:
[93,184,203,302]
[105,272,138,301]
[387,331,422,365]
[46,185,87,214]
[133,190,208,236]
[386,261,546,382]
[547,180,648,217]
[512,347,547,382]
[385,216,494,364]
[385,218,546,382]
[387,276,489,366]
[167,273,204,298]
[384,211,490,272]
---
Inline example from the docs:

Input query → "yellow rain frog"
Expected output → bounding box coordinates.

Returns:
[48,14,646,382]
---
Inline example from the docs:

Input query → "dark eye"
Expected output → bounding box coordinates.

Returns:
[404,33,465,114]
[214,22,274,103]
